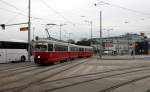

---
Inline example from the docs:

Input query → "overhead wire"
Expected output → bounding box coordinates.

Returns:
[95,0,150,35]
[110,4,150,16]
[97,0,150,16]
[40,0,75,26]
[0,0,87,36]
[0,0,60,24]
[39,0,84,33]
[0,0,25,12]
[0,6,55,24]
[5,8,28,24]
[0,7,27,16]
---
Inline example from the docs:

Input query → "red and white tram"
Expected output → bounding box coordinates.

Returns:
[34,40,93,64]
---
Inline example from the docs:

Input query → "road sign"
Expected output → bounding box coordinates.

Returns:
[20,27,28,31]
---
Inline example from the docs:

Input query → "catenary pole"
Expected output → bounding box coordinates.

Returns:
[99,11,102,59]
[59,24,63,41]
[28,0,31,61]
[90,21,93,46]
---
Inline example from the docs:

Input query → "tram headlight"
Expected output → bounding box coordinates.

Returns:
[37,56,41,59]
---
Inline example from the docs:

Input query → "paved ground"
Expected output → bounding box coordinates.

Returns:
[0,56,150,92]
[97,54,150,60]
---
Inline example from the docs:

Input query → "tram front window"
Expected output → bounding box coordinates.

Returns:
[35,45,47,51]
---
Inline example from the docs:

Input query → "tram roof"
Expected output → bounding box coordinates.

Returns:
[35,39,93,48]
[35,40,69,45]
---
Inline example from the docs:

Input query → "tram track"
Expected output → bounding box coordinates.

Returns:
[25,65,150,92]
[0,60,81,79]
[0,66,42,79]
[0,64,36,72]
[0,65,37,72]
[0,58,89,92]
[39,65,150,84]
[146,89,150,92]
[99,75,150,92]
[0,60,79,87]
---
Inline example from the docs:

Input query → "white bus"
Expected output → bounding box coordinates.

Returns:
[0,41,28,63]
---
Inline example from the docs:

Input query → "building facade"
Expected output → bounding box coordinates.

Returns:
[92,33,146,55]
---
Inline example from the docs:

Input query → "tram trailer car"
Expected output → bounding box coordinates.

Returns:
[78,46,93,58]
[34,40,93,64]
[69,44,79,60]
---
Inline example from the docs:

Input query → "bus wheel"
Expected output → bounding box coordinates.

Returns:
[21,56,26,62]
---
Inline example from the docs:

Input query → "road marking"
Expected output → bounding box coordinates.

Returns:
[65,65,86,76]
[81,66,94,74]
[97,66,105,71]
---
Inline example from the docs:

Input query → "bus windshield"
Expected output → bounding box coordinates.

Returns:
[35,45,47,51]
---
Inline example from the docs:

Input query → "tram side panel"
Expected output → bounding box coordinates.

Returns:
[34,40,94,64]
[69,51,78,60]
[69,47,79,59]
[78,47,93,58]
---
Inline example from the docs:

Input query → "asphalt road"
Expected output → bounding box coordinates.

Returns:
[0,56,150,92]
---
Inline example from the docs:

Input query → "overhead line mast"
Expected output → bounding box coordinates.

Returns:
[28,0,31,61]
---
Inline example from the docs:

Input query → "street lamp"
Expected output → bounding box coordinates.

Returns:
[84,20,93,46]
[28,0,31,61]
[58,24,66,41]
[94,4,102,59]
[99,11,102,59]
[67,32,73,43]
[94,0,110,59]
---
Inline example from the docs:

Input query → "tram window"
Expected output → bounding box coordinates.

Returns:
[76,48,79,51]
[71,47,74,51]
[48,44,53,51]
[55,45,68,52]
[55,45,60,51]
[70,47,77,51]
[79,48,81,51]
[35,45,47,51]
[85,48,87,51]
[79,48,84,51]
[64,46,68,51]
[75,47,78,51]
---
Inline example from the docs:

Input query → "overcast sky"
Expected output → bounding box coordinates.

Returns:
[0,0,150,41]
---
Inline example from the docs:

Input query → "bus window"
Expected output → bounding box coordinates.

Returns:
[35,45,47,51]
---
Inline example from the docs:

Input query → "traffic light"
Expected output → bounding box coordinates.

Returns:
[0,24,5,30]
